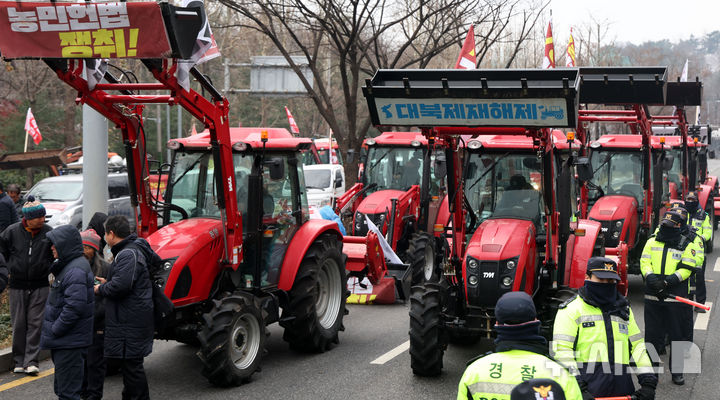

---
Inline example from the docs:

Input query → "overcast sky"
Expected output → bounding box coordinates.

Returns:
[549,0,719,44]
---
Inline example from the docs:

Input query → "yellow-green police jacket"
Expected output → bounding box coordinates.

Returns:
[552,295,653,395]
[640,237,697,301]
[457,350,582,400]
[690,211,712,243]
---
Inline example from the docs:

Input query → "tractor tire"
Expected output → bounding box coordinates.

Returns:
[408,232,439,286]
[409,282,445,376]
[197,292,266,387]
[281,234,347,352]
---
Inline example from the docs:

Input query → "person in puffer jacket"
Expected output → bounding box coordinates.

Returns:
[41,225,94,400]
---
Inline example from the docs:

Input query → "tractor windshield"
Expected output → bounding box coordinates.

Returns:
[167,151,253,222]
[364,146,424,192]
[589,150,645,205]
[465,152,544,228]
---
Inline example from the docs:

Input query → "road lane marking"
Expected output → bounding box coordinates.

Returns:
[714,258,720,272]
[0,368,54,392]
[694,302,712,331]
[371,340,410,365]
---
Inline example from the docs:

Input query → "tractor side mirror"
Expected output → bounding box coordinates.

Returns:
[434,155,447,180]
[575,157,593,182]
[265,158,285,180]
[346,149,355,164]
[662,154,675,172]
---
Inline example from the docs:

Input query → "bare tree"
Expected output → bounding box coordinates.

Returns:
[216,0,546,183]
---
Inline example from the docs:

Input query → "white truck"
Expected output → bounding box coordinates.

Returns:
[303,164,345,211]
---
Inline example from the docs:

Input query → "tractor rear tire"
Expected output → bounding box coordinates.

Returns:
[197,292,266,387]
[409,282,445,376]
[408,232,439,286]
[281,234,347,352]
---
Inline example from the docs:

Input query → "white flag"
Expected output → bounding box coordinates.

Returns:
[680,59,688,82]
[85,59,108,91]
[365,215,402,265]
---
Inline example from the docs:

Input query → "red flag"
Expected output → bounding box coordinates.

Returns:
[285,106,300,134]
[330,147,339,164]
[455,25,477,69]
[24,108,42,145]
[542,22,555,69]
[565,28,576,67]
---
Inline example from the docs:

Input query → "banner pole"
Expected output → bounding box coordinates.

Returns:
[23,127,29,152]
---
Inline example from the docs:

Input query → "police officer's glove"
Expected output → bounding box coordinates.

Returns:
[632,385,656,400]
[645,274,666,293]
[665,274,681,289]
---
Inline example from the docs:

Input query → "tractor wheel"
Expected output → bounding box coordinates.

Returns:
[408,232,439,286]
[409,282,445,376]
[281,234,347,352]
[197,292,266,387]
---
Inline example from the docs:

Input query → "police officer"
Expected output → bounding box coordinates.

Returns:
[552,257,656,399]
[457,292,587,400]
[670,203,706,311]
[641,210,697,385]
[684,192,711,309]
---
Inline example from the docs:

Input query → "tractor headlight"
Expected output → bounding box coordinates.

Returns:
[613,231,620,238]
[355,212,364,230]
[468,275,478,285]
[506,260,516,270]
[468,259,478,269]
[615,221,623,229]
[502,276,513,287]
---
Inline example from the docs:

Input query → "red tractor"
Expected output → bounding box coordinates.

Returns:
[363,68,603,375]
[574,67,678,275]
[336,131,453,302]
[0,2,351,387]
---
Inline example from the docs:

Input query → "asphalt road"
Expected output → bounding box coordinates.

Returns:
[2,161,720,400]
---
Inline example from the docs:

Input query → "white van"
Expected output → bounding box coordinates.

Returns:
[303,164,345,209]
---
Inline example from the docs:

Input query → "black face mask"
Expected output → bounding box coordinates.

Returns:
[583,280,617,307]
[657,225,681,245]
[686,201,700,212]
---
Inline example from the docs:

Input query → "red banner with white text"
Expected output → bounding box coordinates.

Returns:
[0,1,170,59]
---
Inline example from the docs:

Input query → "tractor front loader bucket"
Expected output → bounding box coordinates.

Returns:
[343,232,399,304]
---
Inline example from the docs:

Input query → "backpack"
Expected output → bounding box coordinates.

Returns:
[130,238,175,333]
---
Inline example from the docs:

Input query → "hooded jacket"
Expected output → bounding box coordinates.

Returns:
[41,225,94,350]
[98,233,154,359]
[0,220,53,289]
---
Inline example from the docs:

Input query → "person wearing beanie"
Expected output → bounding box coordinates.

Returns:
[668,203,707,311]
[641,209,697,385]
[457,292,586,400]
[552,257,656,399]
[41,225,94,400]
[80,229,109,400]
[0,195,53,375]
[0,181,19,232]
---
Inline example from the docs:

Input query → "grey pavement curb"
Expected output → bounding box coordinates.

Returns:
[0,347,50,372]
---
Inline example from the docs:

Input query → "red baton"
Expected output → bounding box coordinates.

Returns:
[674,295,711,310]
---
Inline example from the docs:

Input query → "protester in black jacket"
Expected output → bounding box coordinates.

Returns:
[0,181,18,232]
[95,216,153,400]
[0,197,53,375]
[41,225,94,400]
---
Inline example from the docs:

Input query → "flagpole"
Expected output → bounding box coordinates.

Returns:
[23,128,29,153]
